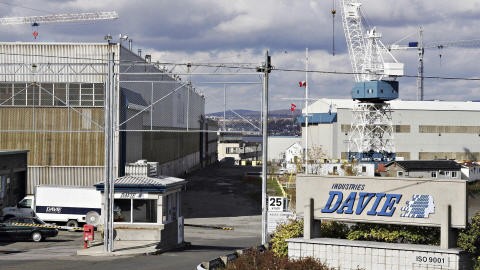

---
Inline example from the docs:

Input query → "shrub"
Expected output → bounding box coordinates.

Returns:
[458,212,480,269]
[270,219,349,257]
[319,220,349,239]
[270,219,304,257]
[347,223,440,245]
[224,249,333,270]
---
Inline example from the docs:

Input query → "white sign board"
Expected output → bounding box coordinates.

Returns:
[268,196,286,212]
[114,192,148,199]
[268,211,295,233]
[296,175,467,228]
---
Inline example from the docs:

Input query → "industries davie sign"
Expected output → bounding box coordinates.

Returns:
[296,176,467,228]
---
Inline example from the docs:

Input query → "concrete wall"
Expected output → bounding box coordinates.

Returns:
[288,238,471,270]
[157,152,200,176]
[114,223,164,241]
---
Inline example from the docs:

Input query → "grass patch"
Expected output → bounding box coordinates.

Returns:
[267,176,284,196]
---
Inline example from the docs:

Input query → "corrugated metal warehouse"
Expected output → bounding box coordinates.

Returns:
[299,98,480,161]
[0,42,217,193]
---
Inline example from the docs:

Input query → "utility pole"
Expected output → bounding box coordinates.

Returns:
[417,26,424,101]
[103,39,115,253]
[257,51,271,245]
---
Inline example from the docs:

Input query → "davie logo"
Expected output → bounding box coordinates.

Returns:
[321,191,402,217]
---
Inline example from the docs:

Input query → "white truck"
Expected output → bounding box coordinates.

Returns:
[1,186,102,227]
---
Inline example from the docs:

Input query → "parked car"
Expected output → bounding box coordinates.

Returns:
[5,216,52,226]
[0,218,58,242]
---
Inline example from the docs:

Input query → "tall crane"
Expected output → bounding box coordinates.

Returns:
[0,11,118,38]
[389,27,480,100]
[340,0,404,162]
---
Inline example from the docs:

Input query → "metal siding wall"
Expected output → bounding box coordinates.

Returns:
[0,43,115,83]
[0,107,104,166]
[124,108,143,162]
[118,47,205,130]
[27,166,104,194]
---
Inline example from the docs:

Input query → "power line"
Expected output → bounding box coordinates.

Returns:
[0,50,479,82]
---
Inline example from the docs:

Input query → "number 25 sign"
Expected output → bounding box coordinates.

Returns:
[268,196,286,212]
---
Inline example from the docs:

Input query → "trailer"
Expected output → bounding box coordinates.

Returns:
[1,186,101,227]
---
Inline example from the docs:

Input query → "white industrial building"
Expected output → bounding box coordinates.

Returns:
[0,42,217,193]
[298,98,480,161]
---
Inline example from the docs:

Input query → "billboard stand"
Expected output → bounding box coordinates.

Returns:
[441,205,458,249]
[289,175,470,270]
[304,198,321,240]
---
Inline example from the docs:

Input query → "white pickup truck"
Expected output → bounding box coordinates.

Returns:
[1,186,102,227]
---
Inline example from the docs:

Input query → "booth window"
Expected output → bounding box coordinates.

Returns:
[114,199,157,223]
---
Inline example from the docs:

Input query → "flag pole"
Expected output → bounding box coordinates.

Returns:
[304,48,309,175]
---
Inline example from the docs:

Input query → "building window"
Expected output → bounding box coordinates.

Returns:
[362,166,367,173]
[114,198,157,223]
[39,83,54,106]
[133,200,157,223]
[394,125,411,133]
[0,82,104,107]
[341,124,351,133]
[397,171,404,177]
[114,199,131,222]
[226,147,240,154]
[451,171,457,178]
[420,125,480,134]
[431,171,437,178]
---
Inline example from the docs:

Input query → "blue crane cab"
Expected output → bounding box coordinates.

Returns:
[351,80,399,102]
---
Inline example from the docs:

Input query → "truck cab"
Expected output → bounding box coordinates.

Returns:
[1,195,35,221]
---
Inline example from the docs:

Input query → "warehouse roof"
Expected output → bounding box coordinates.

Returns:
[385,160,462,171]
[307,98,480,113]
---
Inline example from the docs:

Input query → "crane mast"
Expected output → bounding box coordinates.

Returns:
[340,0,404,162]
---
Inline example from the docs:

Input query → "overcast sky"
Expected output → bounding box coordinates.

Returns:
[1,0,480,113]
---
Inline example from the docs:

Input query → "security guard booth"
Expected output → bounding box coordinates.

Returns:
[94,175,186,247]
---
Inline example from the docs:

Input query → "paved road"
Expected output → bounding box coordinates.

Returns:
[0,161,262,270]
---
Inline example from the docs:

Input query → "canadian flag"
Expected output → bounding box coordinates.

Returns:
[298,81,307,87]
[290,103,296,112]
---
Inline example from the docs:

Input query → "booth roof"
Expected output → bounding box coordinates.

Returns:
[94,175,186,192]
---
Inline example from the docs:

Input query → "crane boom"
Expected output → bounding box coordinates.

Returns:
[341,0,403,83]
[389,28,480,100]
[341,0,365,82]
[0,11,118,25]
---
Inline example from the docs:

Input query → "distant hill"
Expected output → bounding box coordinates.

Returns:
[207,109,301,118]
